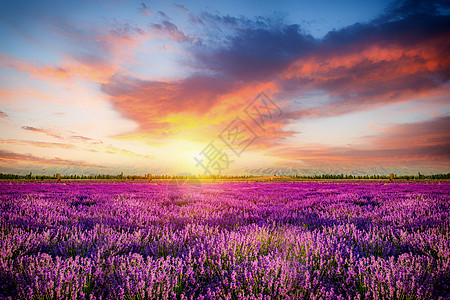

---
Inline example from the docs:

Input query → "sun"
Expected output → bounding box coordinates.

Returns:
[161,139,207,174]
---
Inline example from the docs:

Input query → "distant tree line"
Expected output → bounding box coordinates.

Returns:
[0,173,257,180]
[0,172,449,180]
[289,173,450,180]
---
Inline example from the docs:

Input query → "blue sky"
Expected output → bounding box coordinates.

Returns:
[0,0,449,175]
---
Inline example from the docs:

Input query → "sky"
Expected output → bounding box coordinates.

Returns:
[0,0,449,176]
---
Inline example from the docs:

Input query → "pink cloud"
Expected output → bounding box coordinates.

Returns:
[268,116,450,166]
[21,126,64,139]
[0,150,105,168]
[0,139,75,149]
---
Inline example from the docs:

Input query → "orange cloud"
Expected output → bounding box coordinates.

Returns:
[267,116,450,166]
[364,116,450,151]
[0,18,152,85]
[1,53,117,84]
[278,34,450,118]
[100,12,450,155]
[0,139,75,149]
[102,74,293,149]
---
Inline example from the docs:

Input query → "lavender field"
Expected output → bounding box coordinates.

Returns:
[0,180,449,299]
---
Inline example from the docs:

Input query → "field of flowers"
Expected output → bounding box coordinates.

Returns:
[0,180,449,299]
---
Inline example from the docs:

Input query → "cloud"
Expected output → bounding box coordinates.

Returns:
[70,135,102,144]
[20,126,104,144]
[21,126,64,139]
[272,144,450,164]
[101,73,238,138]
[364,115,450,151]
[0,52,116,84]
[46,14,148,62]
[383,0,450,19]
[138,3,152,16]
[103,147,154,159]
[158,11,171,20]
[183,4,450,120]
[0,0,448,174]
[1,14,150,84]
[8,131,152,159]
[0,150,106,168]
[268,116,450,165]
[175,4,189,14]
[0,139,75,149]
[149,20,193,41]
[103,1,450,150]
[0,110,7,118]
[277,14,450,118]
[190,17,315,81]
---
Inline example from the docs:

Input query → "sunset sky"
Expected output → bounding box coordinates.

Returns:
[0,0,449,176]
